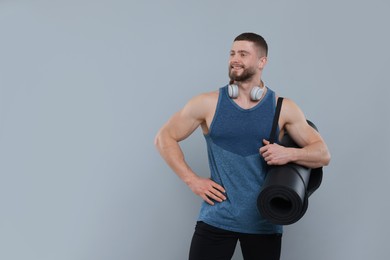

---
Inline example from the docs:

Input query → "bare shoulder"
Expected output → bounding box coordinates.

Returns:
[180,90,219,134]
[189,90,219,106]
[280,98,303,116]
[183,90,219,119]
[277,97,307,130]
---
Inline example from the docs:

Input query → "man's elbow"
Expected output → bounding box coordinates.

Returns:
[154,128,175,153]
[322,149,331,166]
[154,130,164,152]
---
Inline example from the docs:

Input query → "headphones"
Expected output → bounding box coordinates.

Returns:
[228,81,266,101]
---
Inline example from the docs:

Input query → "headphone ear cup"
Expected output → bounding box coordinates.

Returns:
[228,84,239,99]
[250,86,265,101]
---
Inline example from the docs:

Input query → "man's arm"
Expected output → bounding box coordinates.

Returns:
[154,94,226,205]
[260,98,331,168]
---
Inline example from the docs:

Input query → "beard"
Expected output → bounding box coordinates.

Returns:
[228,64,257,83]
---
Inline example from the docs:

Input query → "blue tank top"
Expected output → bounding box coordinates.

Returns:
[198,85,283,234]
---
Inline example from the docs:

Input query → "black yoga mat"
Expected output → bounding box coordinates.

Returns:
[257,120,323,225]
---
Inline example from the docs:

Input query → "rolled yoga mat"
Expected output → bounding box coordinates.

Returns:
[257,120,323,225]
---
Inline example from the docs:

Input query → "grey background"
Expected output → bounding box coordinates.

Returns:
[1,0,389,259]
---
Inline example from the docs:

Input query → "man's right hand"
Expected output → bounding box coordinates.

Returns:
[187,176,226,205]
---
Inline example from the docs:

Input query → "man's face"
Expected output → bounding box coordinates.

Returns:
[228,41,265,82]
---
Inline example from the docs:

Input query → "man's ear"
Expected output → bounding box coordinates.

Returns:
[258,56,268,70]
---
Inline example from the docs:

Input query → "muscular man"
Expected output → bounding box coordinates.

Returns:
[155,32,330,260]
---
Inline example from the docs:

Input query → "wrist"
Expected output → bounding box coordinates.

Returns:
[183,172,198,186]
[289,147,301,163]
[291,147,308,163]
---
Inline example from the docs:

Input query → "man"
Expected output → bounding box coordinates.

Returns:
[155,32,330,260]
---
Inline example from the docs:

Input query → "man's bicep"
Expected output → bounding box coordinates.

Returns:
[283,99,322,147]
[163,98,205,142]
[165,112,201,142]
[288,122,323,148]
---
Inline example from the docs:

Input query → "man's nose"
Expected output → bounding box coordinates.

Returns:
[230,54,240,64]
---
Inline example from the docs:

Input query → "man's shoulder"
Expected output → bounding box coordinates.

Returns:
[189,89,219,105]
[279,97,300,111]
[183,89,220,119]
[278,97,306,128]
[198,86,221,97]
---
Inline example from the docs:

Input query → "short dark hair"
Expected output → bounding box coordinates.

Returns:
[234,32,268,56]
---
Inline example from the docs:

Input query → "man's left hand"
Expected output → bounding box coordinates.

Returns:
[259,139,293,165]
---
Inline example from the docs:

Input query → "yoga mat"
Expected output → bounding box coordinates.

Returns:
[257,120,323,225]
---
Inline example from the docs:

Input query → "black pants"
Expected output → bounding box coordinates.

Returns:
[189,221,282,260]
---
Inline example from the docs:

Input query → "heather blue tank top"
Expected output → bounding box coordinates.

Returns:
[198,85,283,234]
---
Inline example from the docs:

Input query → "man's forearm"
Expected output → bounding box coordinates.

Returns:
[290,141,330,169]
[155,133,197,185]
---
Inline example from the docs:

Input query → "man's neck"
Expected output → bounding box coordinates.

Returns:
[231,79,264,106]
[234,79,263,93]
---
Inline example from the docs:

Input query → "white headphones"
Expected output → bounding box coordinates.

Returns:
[228,82,266,101]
